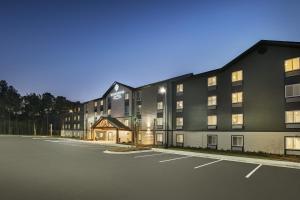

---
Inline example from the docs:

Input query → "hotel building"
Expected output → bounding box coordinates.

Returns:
[61,40,300,155]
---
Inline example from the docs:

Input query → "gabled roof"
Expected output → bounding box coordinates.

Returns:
[91,116,131,131]
[102,81,134,98]
[194,40,300,77]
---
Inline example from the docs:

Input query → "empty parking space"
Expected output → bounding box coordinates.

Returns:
[1,136,300,200]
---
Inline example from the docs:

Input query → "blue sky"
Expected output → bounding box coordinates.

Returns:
[1,0,300,102]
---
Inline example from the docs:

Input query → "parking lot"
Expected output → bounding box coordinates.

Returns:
[0,135,300,200]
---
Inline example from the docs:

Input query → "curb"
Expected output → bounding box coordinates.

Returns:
[103,150,153,155]
[152,148,300,169]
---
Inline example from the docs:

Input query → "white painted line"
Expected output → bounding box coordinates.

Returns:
[194,159,223,169]
[159,156,192,163]
[245,164,262,179]
[134,153,165,158]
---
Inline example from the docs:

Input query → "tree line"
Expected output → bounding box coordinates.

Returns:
[0,80,77,135]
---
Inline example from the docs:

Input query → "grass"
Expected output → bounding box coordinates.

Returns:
[159,146,300,163]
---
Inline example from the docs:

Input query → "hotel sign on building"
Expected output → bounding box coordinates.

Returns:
[110,84,125,100]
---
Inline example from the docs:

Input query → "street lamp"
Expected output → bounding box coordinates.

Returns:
[159,86,168,148]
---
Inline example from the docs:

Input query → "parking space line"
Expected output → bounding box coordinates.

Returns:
[245,164,262,179]
[134,153,165,158]
[159,156,192,163]
[194,159,223,169]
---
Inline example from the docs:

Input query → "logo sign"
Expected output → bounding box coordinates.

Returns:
[114,84,119,91]
[110,84,124,100]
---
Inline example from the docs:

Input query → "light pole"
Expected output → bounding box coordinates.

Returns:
[159,86,168,148]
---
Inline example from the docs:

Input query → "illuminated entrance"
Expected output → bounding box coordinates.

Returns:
[91,117,132,144]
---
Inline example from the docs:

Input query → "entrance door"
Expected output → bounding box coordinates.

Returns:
[108,132,114,141]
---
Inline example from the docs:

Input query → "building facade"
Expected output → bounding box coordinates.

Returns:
[61,40,300,155]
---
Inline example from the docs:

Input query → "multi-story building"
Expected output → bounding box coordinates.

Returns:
[61,40,300,155]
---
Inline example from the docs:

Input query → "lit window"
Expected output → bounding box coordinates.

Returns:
[176,117,183,127]
[176,100,183,109]
[94,101,98,107]
[124,119,129,126]
[286,137,300,150]
[232,70,243,82]
[232,114,243,125]
[176,134,184,143]
[208,76,217,87]
[285,57,300,72]
[232,135,244,147]
[107,109,111,115]
[176,84,183,93]
[208,96,217,106]
[156,133,163,142]
[232,92,243,103]
[285,84,300,98]
[157,101,163,110]
[285,110,300,123]
[207,135,217,146]
[78,107,80,112]
[125,93,129,100]
[207,115,217,126]
[157,118,163,126]
[100,100,103,106]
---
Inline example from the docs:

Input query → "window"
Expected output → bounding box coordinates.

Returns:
[156,133,163,142]
[176,100,183,110]
[176,134,184,143]
[286,137,300,150]
[285,84,300,98]
[74,116,77,121]
[125,93,129,100]
[64,124,67,129]
[107,109,111,115]
[176,84,183,93]
[124,119,129,126]
[157,118,163,126]
[207,135,217,146]
[285,111,300,123]
[232,114,243,125]
[73,124,76,129]
[285,57,300,72]
[176,117,183,127]
[157,101,163,110]
[208,76,217,87]
[78,115,80,121]
[124,104,129,115]
[94,101,98,107]
[232,70,243,82]
[78,107,80,112]
[207,115,217,126]
[232,135,244,147]
[232,92,243,103]
[77,124,80,129]
[68,124,70,129]
[100,111,103,115]
[208,96,217,106]
[100,100,103,106]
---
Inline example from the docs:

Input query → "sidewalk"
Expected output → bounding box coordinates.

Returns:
[152,148,300,170]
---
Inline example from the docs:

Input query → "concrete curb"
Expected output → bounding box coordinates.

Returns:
[103,150,153,155]
[152,148,300,169]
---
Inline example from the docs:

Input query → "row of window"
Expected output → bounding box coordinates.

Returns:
[65,115,80,122]
[64,123,81,130]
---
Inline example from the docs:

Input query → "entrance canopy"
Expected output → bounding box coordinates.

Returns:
[91,117,131,131]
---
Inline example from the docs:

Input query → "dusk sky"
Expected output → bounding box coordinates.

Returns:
[1,0,300,102]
